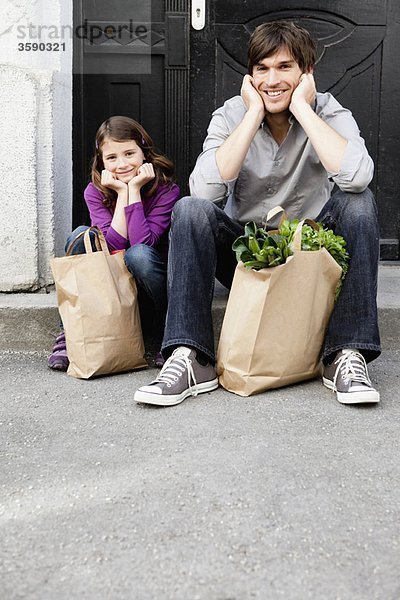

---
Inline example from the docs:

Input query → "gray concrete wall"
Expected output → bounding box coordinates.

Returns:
[0,0,73,291]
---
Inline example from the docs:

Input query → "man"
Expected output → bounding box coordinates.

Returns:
[134,20,381,406]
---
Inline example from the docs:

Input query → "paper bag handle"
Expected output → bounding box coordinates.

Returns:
[266,205,288,225]
[83,227,110,254]
[293,219,321,252]
[65,226,109,256]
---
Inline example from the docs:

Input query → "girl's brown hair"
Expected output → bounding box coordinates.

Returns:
[91,116,175,207]
[248,21,316,74]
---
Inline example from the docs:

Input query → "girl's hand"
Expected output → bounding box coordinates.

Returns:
[128,162,155,190]
[241,75,265,118]
[290,73,316,113]
[101,169,127,191]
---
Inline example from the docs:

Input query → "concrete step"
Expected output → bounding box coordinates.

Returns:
[1,264,399,353]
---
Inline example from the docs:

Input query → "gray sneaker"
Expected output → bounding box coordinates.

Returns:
[134,346,219,406]
[323,349,380,404]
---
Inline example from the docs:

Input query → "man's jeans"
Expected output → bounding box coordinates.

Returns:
[162,189,381,364]
[65,226,167,340]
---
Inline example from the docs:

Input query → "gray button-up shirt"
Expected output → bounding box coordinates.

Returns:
[189,92,374,227]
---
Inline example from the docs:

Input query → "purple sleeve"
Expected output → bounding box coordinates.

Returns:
[83,183,128,251]
[124,183,180,247]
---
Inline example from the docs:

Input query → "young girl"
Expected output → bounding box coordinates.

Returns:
[48,116,180,370]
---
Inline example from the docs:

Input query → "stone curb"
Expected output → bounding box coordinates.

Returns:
[1,265,399,353]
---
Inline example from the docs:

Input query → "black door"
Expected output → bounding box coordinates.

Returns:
[73,0,190,226]
[190,0,400,259]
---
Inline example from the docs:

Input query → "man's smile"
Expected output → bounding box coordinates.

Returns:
[263,89,287,97]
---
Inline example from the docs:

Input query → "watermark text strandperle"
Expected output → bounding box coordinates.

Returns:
[15,19,148,44]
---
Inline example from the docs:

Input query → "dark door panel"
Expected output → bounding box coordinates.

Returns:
[73,0,189,227]
[215,1,387,25]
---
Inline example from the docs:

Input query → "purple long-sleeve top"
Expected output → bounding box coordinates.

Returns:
[84,181,180,259]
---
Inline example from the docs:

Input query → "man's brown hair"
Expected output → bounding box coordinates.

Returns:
[248,20,316,74]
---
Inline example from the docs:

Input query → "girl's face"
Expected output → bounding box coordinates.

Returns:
[101,138,145,183]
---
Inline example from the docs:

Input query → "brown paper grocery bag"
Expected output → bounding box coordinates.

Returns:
[51,227,147,378]
[217,220,342,396]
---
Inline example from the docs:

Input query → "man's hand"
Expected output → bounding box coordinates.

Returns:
[101,169,127,192]
[216,76,264,181]
[241,75,265,119]
[289,73,316,114]
[128,162,155,191]
[289,72,347,174]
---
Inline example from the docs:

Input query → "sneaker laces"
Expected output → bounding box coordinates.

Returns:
[333,349,372,390]
[154,349,199,396]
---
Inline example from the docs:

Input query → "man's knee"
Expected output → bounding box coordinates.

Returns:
[336,188,377,221]
[172,196,216,224]
[328,188,378,233]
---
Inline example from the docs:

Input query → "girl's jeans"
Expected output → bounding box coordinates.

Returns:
[162,189,381,364]
[65,226,167,341]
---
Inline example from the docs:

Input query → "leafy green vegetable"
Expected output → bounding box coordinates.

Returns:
[232,219,349,300]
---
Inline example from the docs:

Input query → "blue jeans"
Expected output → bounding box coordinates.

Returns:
[65,226,167,340]
[162,190,381,364]
[65,225,99,254]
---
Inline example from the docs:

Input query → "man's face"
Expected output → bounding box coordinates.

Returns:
[251,47,305,114]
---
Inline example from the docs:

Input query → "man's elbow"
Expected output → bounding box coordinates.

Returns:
[351,180,370,194]
[191,186,227,203]
[189,176,227,203]
[337,175,371,194]
[337,161,374,194]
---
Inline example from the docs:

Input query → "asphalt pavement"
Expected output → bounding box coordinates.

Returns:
[1,348,400,599]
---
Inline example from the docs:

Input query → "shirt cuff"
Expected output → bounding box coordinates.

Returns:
[199,151,236,185]
[329,140,364,181]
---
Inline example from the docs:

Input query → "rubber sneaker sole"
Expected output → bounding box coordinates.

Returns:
[134,377,219,407]
[322,377,380,404]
